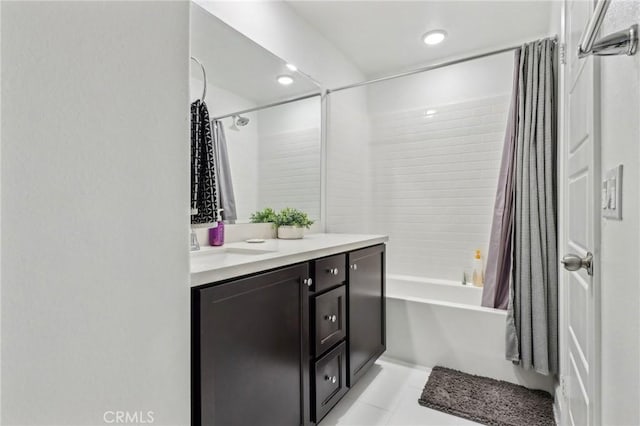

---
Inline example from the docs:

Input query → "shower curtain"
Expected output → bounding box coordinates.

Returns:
[482,38,558,375]
[481,51,520,310]
[212,120,237,223]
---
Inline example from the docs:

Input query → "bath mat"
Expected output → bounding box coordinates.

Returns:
[418,366,555,426]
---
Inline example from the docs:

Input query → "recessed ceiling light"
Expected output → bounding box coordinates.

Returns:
[422,30,447,46]
[425,109,437,117]
[277,75,294,86]
[285,63,298,72]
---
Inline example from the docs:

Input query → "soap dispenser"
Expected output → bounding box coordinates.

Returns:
[209,209,225,246]
[472,249,484,287]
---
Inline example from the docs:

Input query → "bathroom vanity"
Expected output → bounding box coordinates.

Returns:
[190,234,387,426]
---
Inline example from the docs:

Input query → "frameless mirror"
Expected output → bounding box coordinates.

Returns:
[190,3,322,224]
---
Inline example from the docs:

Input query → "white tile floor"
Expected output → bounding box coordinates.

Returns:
[319,358,480,426]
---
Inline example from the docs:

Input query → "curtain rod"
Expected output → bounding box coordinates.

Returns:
[327,36,557,94]
[211,92,322,121]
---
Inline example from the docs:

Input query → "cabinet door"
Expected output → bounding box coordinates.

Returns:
[193,264,310,426]
[347,245,385,386]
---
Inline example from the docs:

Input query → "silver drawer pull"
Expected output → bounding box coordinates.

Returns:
[324,375,337,384]
[324,314,337,323]
[326,268,339,275]
[303,278,313,287]
[350,264,358,271]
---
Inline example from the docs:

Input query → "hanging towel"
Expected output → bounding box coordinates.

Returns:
[212,120,237,223]
[191,100,218,224]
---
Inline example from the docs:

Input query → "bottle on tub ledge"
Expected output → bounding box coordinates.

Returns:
[209,209,225,246]
[472,249,484,287]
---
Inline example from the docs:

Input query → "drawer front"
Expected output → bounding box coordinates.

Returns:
[313,254,346,293]
[314,342,347,423]
[313,285,346,357]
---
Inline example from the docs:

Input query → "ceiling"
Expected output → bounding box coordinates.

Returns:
[286,1,554,78]
[190,3,320,106]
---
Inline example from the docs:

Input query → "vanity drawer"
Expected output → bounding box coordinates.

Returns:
[313,342,348,423]
[312,285,346,357]
[313,253,346,293]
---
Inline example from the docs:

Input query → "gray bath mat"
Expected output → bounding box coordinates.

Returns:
[418,366,555,426]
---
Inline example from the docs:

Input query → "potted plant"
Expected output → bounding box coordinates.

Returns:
[249,207,278,225]
[275,207,314,239]
[250,207,314,239]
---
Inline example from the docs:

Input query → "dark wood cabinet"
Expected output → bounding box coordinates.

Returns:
[313,342,348,421]
[192,264,310,426]
[311,253,346,293]
[347,245,386,386]
[312,285,347,357]
[192,243,385,426]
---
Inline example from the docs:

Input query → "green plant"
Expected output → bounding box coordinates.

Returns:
[274,207,314,229]
[249,207,278,225]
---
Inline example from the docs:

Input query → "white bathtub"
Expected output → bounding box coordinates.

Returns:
[384,274,555,393]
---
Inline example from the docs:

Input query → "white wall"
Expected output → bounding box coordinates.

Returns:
[1,2,190,424]
[364,54,513,280]
[367,53,514,114]
[597,1,640,424]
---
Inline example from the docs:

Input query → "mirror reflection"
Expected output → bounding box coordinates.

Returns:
[190,3,322,225]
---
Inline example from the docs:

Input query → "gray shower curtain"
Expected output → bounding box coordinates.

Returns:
[505,38,558,376]
[212,120,237,223]
[481,52,521,310]
[481,38,558,374]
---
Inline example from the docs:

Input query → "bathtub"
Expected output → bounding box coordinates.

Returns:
[384,274,555,393]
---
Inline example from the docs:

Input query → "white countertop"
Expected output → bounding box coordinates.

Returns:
[190,233,388,287]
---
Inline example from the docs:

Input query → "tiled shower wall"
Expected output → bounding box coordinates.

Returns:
[326,89,372,234]
[258,128,321,220]
[370,95,509,281]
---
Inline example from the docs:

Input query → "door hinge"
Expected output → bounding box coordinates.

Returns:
[559,42,567,65]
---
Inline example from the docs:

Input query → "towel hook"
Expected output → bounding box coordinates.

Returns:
[190,56,207,102]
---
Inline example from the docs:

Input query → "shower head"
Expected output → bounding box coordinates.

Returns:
[235,115,250,127]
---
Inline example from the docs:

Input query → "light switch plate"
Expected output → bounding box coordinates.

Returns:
[602,164,623,220]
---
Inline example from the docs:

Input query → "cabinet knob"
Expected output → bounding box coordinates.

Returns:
[324,314,337,323]
[350,264,358,271]
[325,375,337,384]
[303,278,313,287]
[327,268,339,275]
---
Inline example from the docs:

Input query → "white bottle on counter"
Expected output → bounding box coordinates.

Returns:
[472,249,484,287]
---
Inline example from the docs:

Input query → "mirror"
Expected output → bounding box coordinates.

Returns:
[190,3,322,224]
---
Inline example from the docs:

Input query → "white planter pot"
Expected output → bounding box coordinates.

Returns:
[277,226,305,239]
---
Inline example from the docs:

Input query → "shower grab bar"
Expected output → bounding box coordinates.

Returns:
[190,56,207,102]
[578,0,637,58]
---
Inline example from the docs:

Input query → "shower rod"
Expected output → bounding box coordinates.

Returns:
[211,92,322,121]
[327,36,557,94]
[213,36,558,119]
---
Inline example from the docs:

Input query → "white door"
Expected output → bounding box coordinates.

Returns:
[562,0,601,425]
